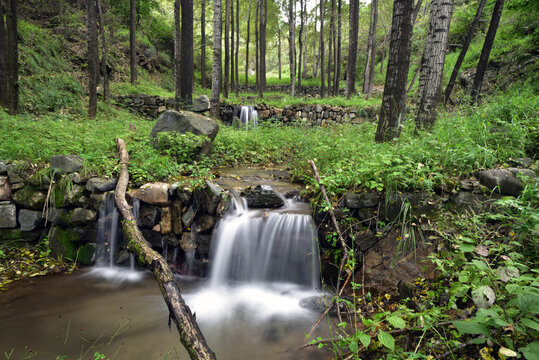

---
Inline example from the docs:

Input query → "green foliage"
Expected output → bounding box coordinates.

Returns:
[155,132,208,164]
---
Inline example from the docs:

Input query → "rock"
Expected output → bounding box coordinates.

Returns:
[180,232,197,252]
[195,233,212,257]
[243,185,284,208]
[6,161,30,184]
[49,155,84,174]
[138,204,160,228]
[86,178,118,192]
[18,210,44,231]
[345,192,380,209]
[150,110,219,154]
[53,184,85,208]
[507,157,532,168]
[0,203,17,228]
[478,169,523,196]
[353,229,378,251]
[0,176,11,201]
[507,167,536,179]
[315,105,323,113]
[192,95,211,112]
[299,296,340,315]
[182,202,198,227]
[46,207,70,226]
[89,192,108,210]
[0,160,6,175]
[49,226,81,261]
[171,201,183,234]
[12,187,47,210]
[195,215,216,233]
[133,182,170,206]
[68,208,96,225]
[160,206,172,234]
[204,181,224,214]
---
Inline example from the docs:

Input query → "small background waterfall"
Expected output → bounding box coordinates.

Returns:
[237,105,258,128]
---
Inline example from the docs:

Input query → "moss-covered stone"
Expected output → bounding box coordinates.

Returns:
[76,243,96,265]
[49,226,80,261]
[52,183,85,208]
[12,186,47,210]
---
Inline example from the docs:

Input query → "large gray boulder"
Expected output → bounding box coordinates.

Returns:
[0,203,17,228]
[50,155,84,174]
[86,178,117,192]
[192,95,211,113]
[243,185,284,208]
[478,169,524,196]
[344,191,379,209]
[132,182,170,206]
[18,209,44,231]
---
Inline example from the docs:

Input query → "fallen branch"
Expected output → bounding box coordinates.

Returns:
[114,138,216,360]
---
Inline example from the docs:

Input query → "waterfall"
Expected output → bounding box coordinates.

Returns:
[239,106,259,129]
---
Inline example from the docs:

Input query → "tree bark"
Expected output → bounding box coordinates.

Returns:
[87,0,98,118]
[114,138,216,360]
[255,0,259,90]
[302,4,308,79]
[96,0,109,102]
[174,0,181,107]
[363,0,378,98]
[415,0,454,129]
[471,0,504,104]
[288,0,296,96]
[412,0,423,25]
[4,0,18,115]
[298,0,304,87]
[235,0,239,95]
[210,0,222,117]
[327,0,335,95]
[0,2,9,109]
[334,0,342,95]
[258,0,266,98]
[375,0,414,142]
[444,0,487,105]
[313,15,318,79]
[345,0,358,99]
[245,0,252,87]
[278,24,282,80]
[319,0,325,97]
[230,0,234,92]
[129,0,136,83]
[201,0,206,89]
[180,0,193,106]
[224,0,230,98]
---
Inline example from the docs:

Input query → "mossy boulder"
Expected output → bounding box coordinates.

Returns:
[53,184,85,208]
[49,226,80,261]
[12,186,47,210]
[77,243,96,265]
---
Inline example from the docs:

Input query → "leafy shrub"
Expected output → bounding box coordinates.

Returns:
[155,132,208,164]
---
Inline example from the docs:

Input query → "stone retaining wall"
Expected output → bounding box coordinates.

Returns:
[234,84,346,96]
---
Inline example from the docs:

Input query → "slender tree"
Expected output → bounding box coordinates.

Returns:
[3,0,18,114]
[313,15,318,78]
[327,0,335,95]
[245,0,252,87]
[87,0,98,118]
[278,24,282,79]
[302,3,308,79]
[412,0,424,24]
[223,0,230,98]
[129,0,136,83]
[180,0,193,106]
[288,0,296,96]
[255,0,259,89]
[298,0,304,87]
[415,0,454,129]
[235,0,239,95]
[96,0,109,101]
[0,2,9,109]
[230,0,234,91]
[444,0,487,104]
[334,0,342,95]
[319,0,325,97]
[345,0,359,99]
[259,0,266,97]
[375,0,414,142]
[174,0,181,106]
[201,0,206,89]
[363,0,378,97]
[210,0,222,117]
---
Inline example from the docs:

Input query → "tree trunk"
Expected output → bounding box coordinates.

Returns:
[129,0,136,83]
[278,24,282,80]
[415,0,454,129]
[230,0,234,91]
[288,0,296,96]
[0,2,9,109]
[298,0,304,87]
[444,0,487,105]
[245,0,252,87]
[313,15,318,79]
[471,0,504,104]
[235,0,239,95]
[345,0,358,99]
[114,139,216,360]
[87,0,98,118]
[174,0,181,107]
[302,5,308,79]
[327,0,335,95]
[224,0,230,98]
[334,0,342,95]
[210,0,222,117]
[363,0,378,97]
[255,0,259,90]
[319,0,325,97]
[4,0,18,115]
[96,0,109,102]
[412,0,423,25]
[258,0,266,98]
[375,0,414,142]
[180,0,193,106]
[201,0,206,89]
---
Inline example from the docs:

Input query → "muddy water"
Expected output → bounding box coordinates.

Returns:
[0,270,333,360]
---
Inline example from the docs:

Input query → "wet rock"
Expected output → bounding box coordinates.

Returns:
[478,169,523,196]
[345,192,379,209]
[89,192,108,210]
[243,185,284,208]
[171,201,183,234]
[18,210,44,231]
[53,184,85,208]
[180,232,197,252]
[195,214,216,233]
[133,182,170,206]
[0,203,17,228]
[195,233,212,257]
[299,296,340,315]
[215,195,232,218]
[141,229,163,249]
[204,181,224,214]
[138,204,160,228]
[68,208,96,225]
[49,155,84,174]
[86,178,118,192]
[192,95,210,112]
[46,207,70,226]
[159,206,172,234]
[0,176,11,201]
[115,249,130,265]
[49,226,81,261]
[12,187,47,210]
[353,229,378,251]
[182,201,198,227]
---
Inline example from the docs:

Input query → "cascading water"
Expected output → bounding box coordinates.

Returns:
[239,105,259,129]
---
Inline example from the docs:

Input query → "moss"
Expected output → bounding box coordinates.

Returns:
[76,243,96,265]
[0,229,24,241]
[50,227,80,261]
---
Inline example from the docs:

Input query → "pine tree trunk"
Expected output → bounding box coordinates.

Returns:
[471,0,504,103]
[319,0,325,97]
[230,0,234,90]
[334,0,342,95]
[412,0,423,25]
[415,0,454,129]
[201,0,206,89]
[444,0,487,104]
[245,0,252,87]
[224,0,230,98]
[174,0,181,107]
[96,0,109,102]
[4,0,18,114]
[210,0,222,117]
[259,0,266,98]
[0,2,9,109]
[255,0,259,90]
[180,0,193,106]
[235,0,239,95]
[302,3,308,79]
[363,0,378,97]
[375,0,414,142]
[288,0,296,96]
[129,0,136,83]
[327,0,335,95]
[345,0,358,99]
[313,16,318,79]
[87,0,98,118]
[278,24,282,80]
[298,0,304,87]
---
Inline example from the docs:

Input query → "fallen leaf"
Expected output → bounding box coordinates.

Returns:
[475,245,489,257]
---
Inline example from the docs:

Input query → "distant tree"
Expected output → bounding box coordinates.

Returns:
[327,0,335,95]
[259,0,267,98]
[278,23,282,79]
[319,0,325,97]
[334,0,342,95]
[210,0,222,117]
[201,0,206,89]
[1,0,18,114]
[313,14,318,78]
[415,0,454,129]
[255,0,259,89]
[129,0,136,83]
[444,0,487,105]
[345,0,359,99]
[363,0,378,98]
[230,0,234,91]
[302,3,308,79]
[245,0,252,87]
[180,0,193,106]
[298,0,304,87]
[224,0,230,98]
[471,0,504,104]
[174,0,181,107]
[375,0,414,142]
[96,0,109,102]
[288,0,296,96]
[0,2,9,109]
[235,0,239,95]
[87,0,98,118]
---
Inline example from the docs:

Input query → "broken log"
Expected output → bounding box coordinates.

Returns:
[114,138,216,360]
